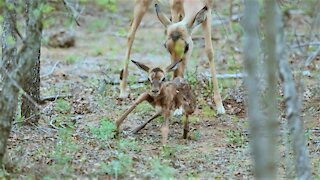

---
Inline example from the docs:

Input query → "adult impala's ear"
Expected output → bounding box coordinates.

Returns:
[166,59,183,72]
[155,3,171,27]
[131,60,150,72]
[187,6,208,32]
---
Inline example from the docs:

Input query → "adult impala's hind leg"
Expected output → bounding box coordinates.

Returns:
[119,0,152,98]
[201,9,225,114]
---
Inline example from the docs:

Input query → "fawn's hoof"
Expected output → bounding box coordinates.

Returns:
[216,105,226,115]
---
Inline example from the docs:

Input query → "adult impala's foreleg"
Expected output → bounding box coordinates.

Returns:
[119,0,152,98]
[201,9,225,114]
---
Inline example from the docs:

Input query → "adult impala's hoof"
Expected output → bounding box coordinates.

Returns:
[119,90,129,99]
[216,105,226,115]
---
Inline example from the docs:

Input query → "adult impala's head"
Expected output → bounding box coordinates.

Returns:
[155,3,208,74]
[131,60,181,97]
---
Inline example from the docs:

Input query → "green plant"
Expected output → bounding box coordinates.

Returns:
[185,71,197,86]
[148,157,176,179]
[99,152,133,178]
[161,145,177,159]
[202,105,216,117]
[183,116,199,125]
[117,27,126,37]
[226,129,246,147]
[88,19,108,32]
[65,54,79,65]
[89,118,116,140]
[134,102,154,114]
[49,128,78,177]
[96,0,117,12]
[91,47,104,56]
[118,138,139,152]
[189,130,201,141]
[54,99,71,114]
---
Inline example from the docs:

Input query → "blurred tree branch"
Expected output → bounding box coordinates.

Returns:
[62,0,82,26]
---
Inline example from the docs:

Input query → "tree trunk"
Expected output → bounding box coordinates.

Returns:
[263,0,279,177]
[242,1,274,179]
[276,3,312,179]
[21,1,42,125]
[0,0,42,166]
[0,0,18,166]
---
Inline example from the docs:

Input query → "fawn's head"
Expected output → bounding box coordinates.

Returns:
[131,60,182,97]
[155,4,208,62]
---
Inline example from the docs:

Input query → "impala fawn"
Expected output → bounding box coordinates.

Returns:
[119,0,225,114]
[116,60,196,145]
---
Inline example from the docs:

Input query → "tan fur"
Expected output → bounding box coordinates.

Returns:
[119,0,225,114]
[116,61,196,145]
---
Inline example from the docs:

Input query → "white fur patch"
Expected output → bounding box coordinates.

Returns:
[173,106,184,117]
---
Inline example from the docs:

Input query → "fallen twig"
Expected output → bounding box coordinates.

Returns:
[291,41,320,49]
[203,72,246,79]
[103,77,148,85]
[40,61,59,78]
[40,94,73,104]
[49,118,59,129]
[192,36,219,41]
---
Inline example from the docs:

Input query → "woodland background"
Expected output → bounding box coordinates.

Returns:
[0,0,319,179]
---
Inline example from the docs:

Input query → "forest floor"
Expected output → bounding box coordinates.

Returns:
[3,1,320,179]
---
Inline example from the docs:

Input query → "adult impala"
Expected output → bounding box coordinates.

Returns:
[119,0,225,114]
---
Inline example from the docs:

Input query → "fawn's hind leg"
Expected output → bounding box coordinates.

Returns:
[132,111,161,134]
[183,114,189,139]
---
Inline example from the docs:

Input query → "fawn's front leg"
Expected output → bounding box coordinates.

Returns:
[116,92,150,133]
[132,111,161,134]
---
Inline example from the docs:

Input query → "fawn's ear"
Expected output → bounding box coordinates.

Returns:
[131,60,150,72]
[187,6,208,32]
[155,3,171,27]
[166,59,182,72]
